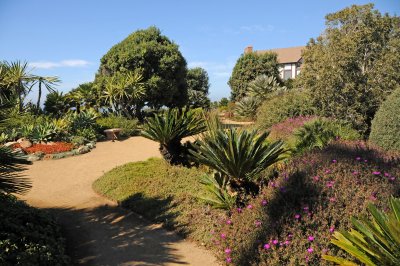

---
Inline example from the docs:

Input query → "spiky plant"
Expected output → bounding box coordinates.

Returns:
[234,96,259,119]
[141,108,206,165]
[247,75,286,101]
[190,128,286,196]
[0,146,31,195]
[323,196,400,266]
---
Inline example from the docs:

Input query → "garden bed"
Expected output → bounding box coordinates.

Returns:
[12,141,96,162]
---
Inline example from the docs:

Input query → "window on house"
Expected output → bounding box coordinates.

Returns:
[284,69,292,80]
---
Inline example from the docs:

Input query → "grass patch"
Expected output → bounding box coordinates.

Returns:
[93,157,225,243]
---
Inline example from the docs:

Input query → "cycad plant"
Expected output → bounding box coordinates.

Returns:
[0,146,31,195]
[141,108,206,165]
[323,196,400,266]
[294,118,336,153]
[191,127,285,197]
[247,75,286,101]
[234,96,260,119]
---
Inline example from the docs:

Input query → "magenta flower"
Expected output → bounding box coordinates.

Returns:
[247,204,253,209]
[261,199,268,206]
[295,214,301,220]
[370,192,377,201]
[303,206,309,212]
[220,233,226,239]
[352,171,359,175]
[325,169,332,174]
[308,236,314,242]
[329,226,335,233]
[307,247,314,253]
[272,239,279,245]
[255,220,262,227]
[288,234,293,238]
[356,157,361,161]
[329,197,336,202]
[225,248,231,254]
[263,243,270,250]
[237,208,242,213]
[313,176,320,181]
[226,219,232,225]
[372,171,381,175]
[384,172,390,177]
[284,240,290,245]
[389,177,396,181]
[364,159,368,163]
[332,159,337,163]
[226,257,232,263]
[326,181,334,188]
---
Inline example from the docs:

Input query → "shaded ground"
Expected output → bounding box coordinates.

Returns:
[19,137,217,266]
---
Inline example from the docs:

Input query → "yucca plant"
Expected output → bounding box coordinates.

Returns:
[191,128,286,196]
[141,108,206,165]
[323,196,400,266]
[0,146,31,195]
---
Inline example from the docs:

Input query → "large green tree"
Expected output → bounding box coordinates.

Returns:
[298,4,400,136]
[96,26,188,116]
[186,67,210,109]
[228,52,280,101]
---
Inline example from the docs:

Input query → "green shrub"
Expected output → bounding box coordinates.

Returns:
[234,97,259,120]
[256,89,315,130]
[75,128,97,141]
[96,115,139,138]
[0,194,69,265]
[211,141,400,265]
[370,87,400,151]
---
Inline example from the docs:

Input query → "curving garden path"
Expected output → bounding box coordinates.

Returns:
[20,137,217,266]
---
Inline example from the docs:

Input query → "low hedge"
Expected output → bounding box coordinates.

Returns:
[96,115,139,138]
[0,194,69,265]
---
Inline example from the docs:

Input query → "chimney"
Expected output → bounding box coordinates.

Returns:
[244,46,253,54]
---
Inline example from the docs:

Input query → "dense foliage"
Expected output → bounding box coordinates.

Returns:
[369,87,400,151]
[298,4,400,136]
[96,26,188,114]
[187,67,211,109]
[0,194,69,266]
[228,52,281,101]
[96,115,139,138]
[256,89,315,130]
[210,141,400,265]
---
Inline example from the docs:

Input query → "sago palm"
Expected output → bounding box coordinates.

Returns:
[323,196,400,266]
[141,108,206,165]
[0,145,31,195]
[190,128,286,194]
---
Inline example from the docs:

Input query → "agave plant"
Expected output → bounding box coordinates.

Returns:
[247,75,286,101]
[323,196,400,266]
[0,146,31,195]
[141,108,206,165]
[234,96,260,119]
[191,128,286,195]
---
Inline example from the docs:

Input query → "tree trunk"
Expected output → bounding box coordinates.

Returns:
[36,81,42,114]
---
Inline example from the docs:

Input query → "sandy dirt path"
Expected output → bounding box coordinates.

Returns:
[20,137,217,266]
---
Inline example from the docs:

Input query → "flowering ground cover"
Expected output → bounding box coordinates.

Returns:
[14,142,73,154]
[94,141,399,265]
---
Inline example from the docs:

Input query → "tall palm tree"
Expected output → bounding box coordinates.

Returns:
[3,61,35,112]
[33,75,60,113]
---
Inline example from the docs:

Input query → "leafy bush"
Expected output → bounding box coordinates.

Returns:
[68,109,98,132]
[209,141,400,265]
[256,89,315,130]
[96,115,139,138]
[247,75,286,102]
[0,194,69,265]
[75,128,97,141]
[323,196,400,265]
[370,87,400,151]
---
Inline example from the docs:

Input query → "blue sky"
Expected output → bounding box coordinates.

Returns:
[0,0,398,102]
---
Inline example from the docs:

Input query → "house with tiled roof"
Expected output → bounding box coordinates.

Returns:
[244,46,305,80]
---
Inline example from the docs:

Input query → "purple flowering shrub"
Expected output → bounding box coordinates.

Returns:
[268,116,316,142]
[209,140,400,265]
